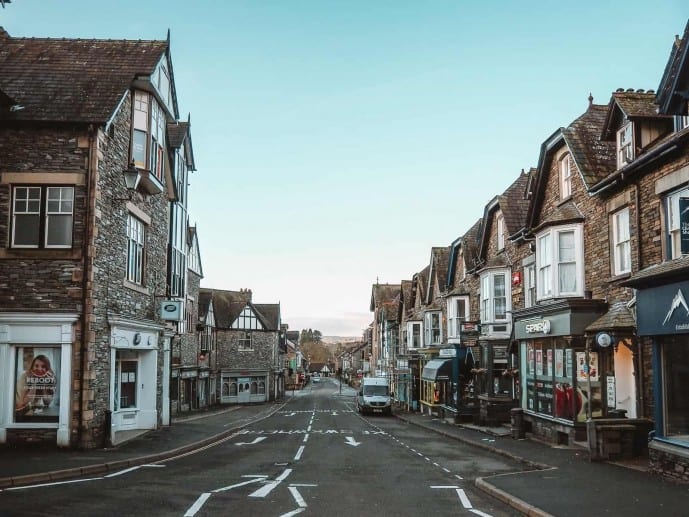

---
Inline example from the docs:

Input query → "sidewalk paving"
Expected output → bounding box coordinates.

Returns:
[2,400,688,517]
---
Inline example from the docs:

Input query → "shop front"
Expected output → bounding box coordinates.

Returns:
[420,357,452,415]
[627,273,689,482]
[0,313,77,447]
[476,339,518,426]
[220,369,268,404]
[513,299,607,445]
[109,318,164,444]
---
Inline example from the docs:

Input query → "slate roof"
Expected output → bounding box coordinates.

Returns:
[286,330,300,344]
[564,104,616,188]
[370,283,401,312]
[400,280,413,314]
[585,301,636,332]
[200,288,252,329]
[621,255,689,288]
[0,28,169,123]
[198,290,212,322]
[533,199,584,232]
[430,246,450,294]
[254,303,281,331]
[657,20,689,115]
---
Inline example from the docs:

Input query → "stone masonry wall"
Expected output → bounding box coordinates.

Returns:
[216,329,278,396]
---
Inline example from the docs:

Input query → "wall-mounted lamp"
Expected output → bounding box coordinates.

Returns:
[113,163,141,202]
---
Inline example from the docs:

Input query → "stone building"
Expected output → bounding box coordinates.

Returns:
[0,29,195,447]
[200,288,284,404]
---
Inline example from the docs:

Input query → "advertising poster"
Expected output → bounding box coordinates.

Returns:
[546,349,553,377]
[15,347,60,423]
[576,351,599,382]
[536,349,543,375]
[555,349,564,377]
[527,345,534,374]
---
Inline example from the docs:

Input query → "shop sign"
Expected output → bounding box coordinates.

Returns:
[199,371,209,378]
[607,376,616,407]
[181,370,197,379]
[460,321,481,334]
[637,280,689,335]
[439,348,456,357]
[525,319,551,335]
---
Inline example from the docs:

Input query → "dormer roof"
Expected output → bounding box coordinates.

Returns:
[657,20,689,115]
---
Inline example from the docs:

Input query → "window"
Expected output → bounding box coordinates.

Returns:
[675,115,689,132]
[232,307,264,330]
[407,321,422,349]
[12,186,74,248]
[480,271,509,323]
[169,204,186,297]
[559,154,573,199]
[524,263,537,308]
[612,208,631,275]
[536,225,584,299]
[447,296,469,339]
[617,123,634,168]
[14,346,61,423]
[126,215,145,284]
[115,352,137,410]
[496,212,505,250]
[665,187,689,260]
[238,331,252,351]
[424,311,442,346]
[131,90,166,180]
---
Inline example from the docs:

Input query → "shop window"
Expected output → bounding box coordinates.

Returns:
[229,382,238,397]
[14,347,60,423]
[258,380,266,394]
[250,381,258,394]
[11,186,74,249]
[115,353,138,410]
[662,338,689,439]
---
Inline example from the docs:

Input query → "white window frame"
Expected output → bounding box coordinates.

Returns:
[131,90,166,180]
[536,224,584,300]
[406,321,422,349]
[612,207,631,275]
[11,186,74,249]
[126,214,145,285]
[447,296,470,340]
[238,331,253,351]
[559,153,573,199]
[496,212,505,251]
[424,311,442,346]
[524,263,537,308]
[479,269,510,324]
[665,187,689,260]
[617,122,634,168]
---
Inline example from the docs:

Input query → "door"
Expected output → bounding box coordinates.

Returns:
[238,377,251,403]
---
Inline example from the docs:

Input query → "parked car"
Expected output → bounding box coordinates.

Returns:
[312,373,320,383]
[356,377,392,415]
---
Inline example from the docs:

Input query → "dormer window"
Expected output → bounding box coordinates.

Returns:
[617,123,634,168]
[559,154,572,199]
[132,90,166,183]
[496,212,505,251]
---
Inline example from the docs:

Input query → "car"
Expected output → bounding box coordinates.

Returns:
[311,373,320,383]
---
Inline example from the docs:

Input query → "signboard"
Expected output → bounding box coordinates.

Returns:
[460,322,480,334]
[680,198,689,255]
[525,319,551,334]
[637,280,689,335]
[607,376,616,407]
[439,348,456,357]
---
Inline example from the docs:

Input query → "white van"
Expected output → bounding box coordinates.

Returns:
[356,377,392,415]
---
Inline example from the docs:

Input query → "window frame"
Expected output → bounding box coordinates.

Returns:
[617,122,634,168]
[126,214,146,285]
[496,212,505,251]
[238,331,253,351]
[406,321,422,349]
[11,185,74,249]
[479,269,510,324]
[447,296,470,339]
[131,89,166,180]
[535,224,584,300]
[665,187,689,260]
[559,153,573,199]
[423,311,442,346]
[524,262,537,308]
[611,207,631,276]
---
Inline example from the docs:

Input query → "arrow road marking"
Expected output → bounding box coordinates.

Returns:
[345,436,361,447]
[213,475,268,493]
[285,412,297,417]
[236,437,266,446]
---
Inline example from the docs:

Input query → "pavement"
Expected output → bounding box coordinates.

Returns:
[1,395,688,516]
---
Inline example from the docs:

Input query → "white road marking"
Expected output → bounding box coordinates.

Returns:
[456,488,472,509]
[4,477,102,491]
[285,412,297,416]
[344,436,361,447]
[431,485,459,489]
[288,486,307,507]
[294,445,305,461]
[290,484,318,487]
[455,474,464,480]
[443,468,451,473]
[279,509,305,516]
[235,437,266,446]
[105,466,140,477]
[249,468,292,498]
[212,476,267,493]
[184,493,211,516]
[469,509,493,517]
[302,433,309,443]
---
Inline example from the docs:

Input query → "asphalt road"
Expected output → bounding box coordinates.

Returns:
[0,378,523,516]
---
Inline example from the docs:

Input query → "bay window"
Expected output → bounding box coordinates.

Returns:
[12,186,74,248]
[480,270,509,323]
[424,311,442,346]
[447,296,469,341]
[131,90,166,182]
[536,225,584,299]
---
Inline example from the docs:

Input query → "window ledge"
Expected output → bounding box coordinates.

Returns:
[557,196,573,206]
[608,272,632,283]
[0,248,81,260]
[123,279,150,295]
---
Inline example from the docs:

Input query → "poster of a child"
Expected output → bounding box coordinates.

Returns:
[15,348,60,422]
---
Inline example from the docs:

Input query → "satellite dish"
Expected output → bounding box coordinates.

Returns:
[596,332,612,348]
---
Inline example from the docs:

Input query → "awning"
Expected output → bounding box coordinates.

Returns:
[421,359,453,381]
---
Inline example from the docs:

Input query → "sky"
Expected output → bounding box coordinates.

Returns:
[2,1,688,336]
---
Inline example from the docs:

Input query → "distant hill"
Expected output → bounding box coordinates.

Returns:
[322,336,359,345]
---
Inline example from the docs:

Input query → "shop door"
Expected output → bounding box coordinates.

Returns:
[238,377,251,403]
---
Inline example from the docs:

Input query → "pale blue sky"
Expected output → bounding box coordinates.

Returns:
[3,1,687,335]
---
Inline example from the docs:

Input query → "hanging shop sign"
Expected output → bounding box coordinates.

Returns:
[637,280,689,335]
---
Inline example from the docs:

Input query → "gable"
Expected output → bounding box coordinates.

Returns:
[231,306,265,330]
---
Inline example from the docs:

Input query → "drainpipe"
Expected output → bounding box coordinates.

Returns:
[80,125,97,447]
[633,183,644,419]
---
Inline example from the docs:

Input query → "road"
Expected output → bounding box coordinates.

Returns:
[0,377,523,516]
